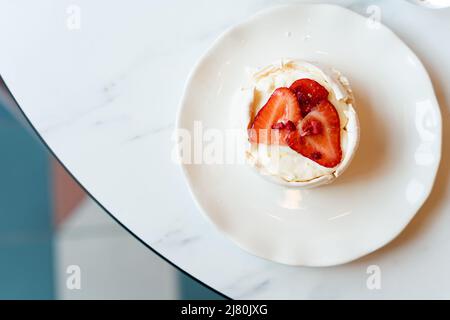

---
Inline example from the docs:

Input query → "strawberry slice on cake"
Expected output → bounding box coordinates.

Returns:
[287,100,342,168]
[290,78,329,117]
[248,87,301,145]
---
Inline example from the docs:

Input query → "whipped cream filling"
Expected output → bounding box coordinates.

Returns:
[237,59,359,185]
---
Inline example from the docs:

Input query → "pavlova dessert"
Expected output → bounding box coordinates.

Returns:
[242,59,359,187]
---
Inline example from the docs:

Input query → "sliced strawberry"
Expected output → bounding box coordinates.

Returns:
[287,100,342,168]
[289,79,329,117]
[248,87,301,145]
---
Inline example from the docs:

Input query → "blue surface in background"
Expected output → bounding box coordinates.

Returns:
[179,272,224,300]
[0,102,54,299]
[0,95,223,300]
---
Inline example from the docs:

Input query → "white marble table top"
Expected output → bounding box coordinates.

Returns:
[1,0,449,299]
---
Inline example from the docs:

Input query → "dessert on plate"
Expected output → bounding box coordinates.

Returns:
[242,59,359,187]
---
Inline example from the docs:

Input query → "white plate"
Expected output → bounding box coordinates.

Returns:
[177,4,442,266]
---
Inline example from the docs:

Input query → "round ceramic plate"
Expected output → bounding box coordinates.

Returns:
[177,4,442,266]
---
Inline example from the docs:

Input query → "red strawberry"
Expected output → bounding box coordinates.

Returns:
[287,100,342,168]
[248,87,301,145]
[290,79,329,117]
